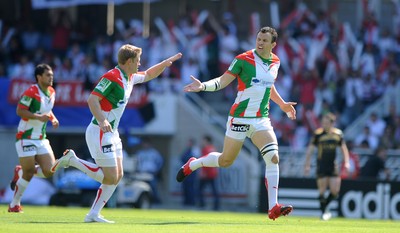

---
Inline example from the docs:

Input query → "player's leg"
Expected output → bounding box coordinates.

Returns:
[325,176,341,211]
[176,136,243,182]
[10,140,42,212]
[34,139,57,178]
[251,129,292,220]
[9,156,36,212]
[51,149,105,182]
[176,117,247,182]
[317,176,329,218]
[85,145,123,224]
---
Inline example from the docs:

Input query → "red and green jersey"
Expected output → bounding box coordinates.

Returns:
[227,49,280,118]
[91,66,145,130]
[16,84,55,140]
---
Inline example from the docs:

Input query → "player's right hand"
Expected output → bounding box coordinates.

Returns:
[98,119,113,133]
[184,76,203,92]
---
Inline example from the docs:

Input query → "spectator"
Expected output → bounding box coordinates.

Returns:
[354,126,379,150]
[9,55,35,81]
[135,138,164,204]
[366,112,387,137]
[360,146,390,180]
[198,135,220,210]
[179,138,200,207]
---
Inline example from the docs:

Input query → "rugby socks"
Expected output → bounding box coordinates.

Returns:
[10,178,29,207]
[69,157,104,183]
[89,184,117,215]
[264,162,279,210]
[325,193,337,209]
[189,152,221,170]
[319,194,327,212]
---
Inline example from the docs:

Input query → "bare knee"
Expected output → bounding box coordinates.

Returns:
[103,174,119,185]
[42,170,54,178]
[219,157,234,168]
[22,168,35,181]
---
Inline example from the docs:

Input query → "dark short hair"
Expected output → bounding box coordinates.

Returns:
[258,27,278,43]
[323,112,336,123]
[34,64,52,82]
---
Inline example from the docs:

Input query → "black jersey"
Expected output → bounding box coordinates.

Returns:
[312,127,344,177]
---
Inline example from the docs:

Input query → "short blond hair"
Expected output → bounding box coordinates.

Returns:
[118,44,142,65]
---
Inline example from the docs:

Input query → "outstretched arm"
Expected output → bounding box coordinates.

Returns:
[184,72,236,93]
[143,53,182,82]
[270,85,297,120]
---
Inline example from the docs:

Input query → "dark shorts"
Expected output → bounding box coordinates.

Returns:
[317,163,339,178]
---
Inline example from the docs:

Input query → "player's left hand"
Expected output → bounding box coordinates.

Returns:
[343,162,350,172]
[280,102,297,120]
[164,53,183,67]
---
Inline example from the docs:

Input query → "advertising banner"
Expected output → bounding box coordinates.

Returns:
[261,177,400,220]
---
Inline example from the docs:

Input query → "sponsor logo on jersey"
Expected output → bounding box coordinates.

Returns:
[251,77,273,87]
[22,145,35,152]
[231,123,250,132]
[96,78,112,92]
[102,144,115,153]
[20,96,32,106]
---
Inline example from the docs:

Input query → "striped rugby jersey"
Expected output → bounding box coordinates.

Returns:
[16,84,55,140]
[227,49,280,118]
[91,66,145,130]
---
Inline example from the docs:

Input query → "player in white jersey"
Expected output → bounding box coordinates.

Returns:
[8,64,60,213]
[176,27,296,220]
[51,44,182,223]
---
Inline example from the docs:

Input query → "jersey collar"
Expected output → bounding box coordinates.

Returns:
[116,65,129,81]
[253,49,271,63]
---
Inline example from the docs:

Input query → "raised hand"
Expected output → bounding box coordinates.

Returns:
[184,76,203,92]
[164,53,183,67]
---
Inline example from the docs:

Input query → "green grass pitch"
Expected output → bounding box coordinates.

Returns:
[0,205,398,233]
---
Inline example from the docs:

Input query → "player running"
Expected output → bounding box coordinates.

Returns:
[9,64,60,213]
[176,26,296,220]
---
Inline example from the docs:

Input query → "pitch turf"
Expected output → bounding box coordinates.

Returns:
[0,205,398,233]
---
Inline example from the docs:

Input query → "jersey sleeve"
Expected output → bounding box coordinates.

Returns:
[133,72,145,85]
[18,86,36,110]
[92,77,115,97]
[227,58,242,76]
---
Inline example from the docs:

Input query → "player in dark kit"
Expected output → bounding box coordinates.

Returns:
[304,112,350,220]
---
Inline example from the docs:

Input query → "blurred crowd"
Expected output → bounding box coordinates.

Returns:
[1,1,400,150]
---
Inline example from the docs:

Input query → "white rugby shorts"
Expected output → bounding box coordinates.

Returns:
[85,123,123,167]
[225,116,274,141]
[15,139,53,157]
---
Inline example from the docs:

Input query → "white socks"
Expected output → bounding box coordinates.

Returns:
[69,157,104,183]
[10,178,29,207]
[189,152,221,170]
[265,162,279,210]
[89,184,117,215]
